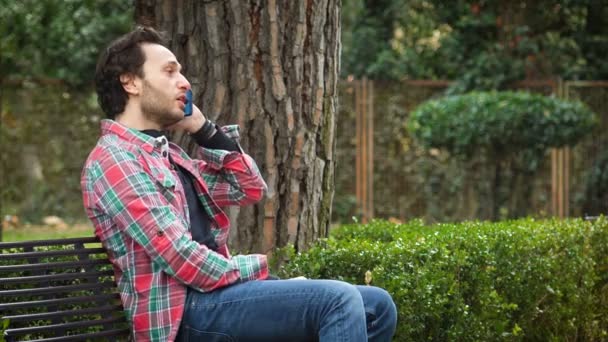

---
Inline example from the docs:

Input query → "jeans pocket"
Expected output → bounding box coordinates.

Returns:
[181,325,235,342]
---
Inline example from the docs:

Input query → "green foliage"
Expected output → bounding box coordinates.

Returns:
[342,1,608,89]
[1,84,102,222]
[0,0,132,223]
[331,194,358,223]
[407,91,597,219]
[0,318,8,342]
[333,82,474,223]
[582,149,608,216]
[408,91,597,159]
[341,0,401,79]
[278,218,608,341]
[0,0,133,86]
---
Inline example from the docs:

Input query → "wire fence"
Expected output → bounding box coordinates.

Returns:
[334,79,608,223]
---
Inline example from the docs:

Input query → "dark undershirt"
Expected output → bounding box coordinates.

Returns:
[141,123,239,251]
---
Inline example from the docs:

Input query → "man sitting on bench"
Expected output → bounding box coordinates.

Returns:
[81,26,397,342]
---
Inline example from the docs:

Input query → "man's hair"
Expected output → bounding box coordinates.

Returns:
[94,26,167,119]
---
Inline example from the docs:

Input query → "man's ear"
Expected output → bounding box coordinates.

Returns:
[119,73,140,96]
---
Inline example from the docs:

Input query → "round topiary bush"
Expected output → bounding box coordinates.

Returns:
[407,91,597,219]
[407,91,597,158]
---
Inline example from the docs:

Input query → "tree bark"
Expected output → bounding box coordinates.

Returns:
[135,0,341,253]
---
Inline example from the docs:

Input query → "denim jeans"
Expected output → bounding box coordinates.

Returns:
[176,279,397,342]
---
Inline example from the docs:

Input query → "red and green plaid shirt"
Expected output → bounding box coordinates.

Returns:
[81,120,268,341]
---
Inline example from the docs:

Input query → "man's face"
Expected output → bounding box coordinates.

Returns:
[138,43,190,127]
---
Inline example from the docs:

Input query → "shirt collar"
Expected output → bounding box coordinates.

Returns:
[100,119,168,154]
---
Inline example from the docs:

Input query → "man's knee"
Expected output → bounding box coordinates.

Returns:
[322,280,365,310]
[376,287,397,315]
[361,286,398,332]
[378,288,397,325]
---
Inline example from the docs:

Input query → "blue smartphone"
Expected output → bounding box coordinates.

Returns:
[184,89,193,116]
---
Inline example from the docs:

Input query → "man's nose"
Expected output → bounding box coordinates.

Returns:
[178,73,191,90]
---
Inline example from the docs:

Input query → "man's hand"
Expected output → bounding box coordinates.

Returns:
[169,104,206,133]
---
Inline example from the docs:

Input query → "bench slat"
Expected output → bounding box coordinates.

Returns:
[3,304,125,323]
[1,237,130,341]
[0,269,115,285]
[25,328,131,342]
[0,247,107,261]
[0,258,110,272]
[4,316,126,336]
[0,293,121,311]
[0,281,117,297]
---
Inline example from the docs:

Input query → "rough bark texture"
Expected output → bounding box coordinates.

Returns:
[135,0,340,253]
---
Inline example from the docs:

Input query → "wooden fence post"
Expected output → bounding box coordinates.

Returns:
[355,78,374,223]
[552,79,570,218]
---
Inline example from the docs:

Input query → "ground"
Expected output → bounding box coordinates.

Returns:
[2,222,93,242]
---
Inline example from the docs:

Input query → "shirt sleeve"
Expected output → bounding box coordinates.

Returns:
[193,125,268,207]
[82,146,268,292]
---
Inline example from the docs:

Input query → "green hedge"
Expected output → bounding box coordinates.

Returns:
[277,218,608,341]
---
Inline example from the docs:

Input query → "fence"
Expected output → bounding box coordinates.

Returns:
[334,79,607,223]
[1,80,605,225]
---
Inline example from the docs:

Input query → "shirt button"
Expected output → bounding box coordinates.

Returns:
[161,137,167,145]
[170,164,175,170]
[157,230,164,237]
[162,151,168,157]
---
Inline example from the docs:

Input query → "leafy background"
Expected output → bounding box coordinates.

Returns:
[1,0,607,226]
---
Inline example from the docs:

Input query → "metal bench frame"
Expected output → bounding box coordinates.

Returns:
[0,237,130,341]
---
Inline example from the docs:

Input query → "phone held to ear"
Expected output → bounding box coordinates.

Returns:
[184,89,193,117]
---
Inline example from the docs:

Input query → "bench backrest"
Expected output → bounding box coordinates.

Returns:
[0,237,130,341]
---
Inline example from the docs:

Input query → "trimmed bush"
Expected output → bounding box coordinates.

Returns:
[278,218,608,341]
[406,91,598,220]
[407,91,597,158]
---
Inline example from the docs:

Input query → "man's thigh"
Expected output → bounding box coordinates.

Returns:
[177,279,359,342]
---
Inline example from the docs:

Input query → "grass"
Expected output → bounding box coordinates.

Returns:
[1,223,93,242]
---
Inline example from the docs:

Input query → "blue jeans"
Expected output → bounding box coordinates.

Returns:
[176,279,397,341]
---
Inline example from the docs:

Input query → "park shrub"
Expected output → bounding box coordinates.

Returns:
[277,217,608,341]
[407,91,596,159]
[406,91,597,220]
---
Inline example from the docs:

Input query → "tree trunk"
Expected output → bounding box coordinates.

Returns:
[134,0,341,254]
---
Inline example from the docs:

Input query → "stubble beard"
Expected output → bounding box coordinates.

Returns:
[140,80,183,128]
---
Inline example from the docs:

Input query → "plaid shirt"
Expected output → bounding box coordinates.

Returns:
[81,120,268,341]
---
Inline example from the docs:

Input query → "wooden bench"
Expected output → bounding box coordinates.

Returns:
[0,237,130,341]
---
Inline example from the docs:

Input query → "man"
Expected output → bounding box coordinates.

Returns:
[82,26,397,342]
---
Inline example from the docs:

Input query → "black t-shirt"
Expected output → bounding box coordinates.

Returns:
[141,123,239,251]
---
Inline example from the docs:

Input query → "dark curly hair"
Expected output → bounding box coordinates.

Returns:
[94,26,167,119]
